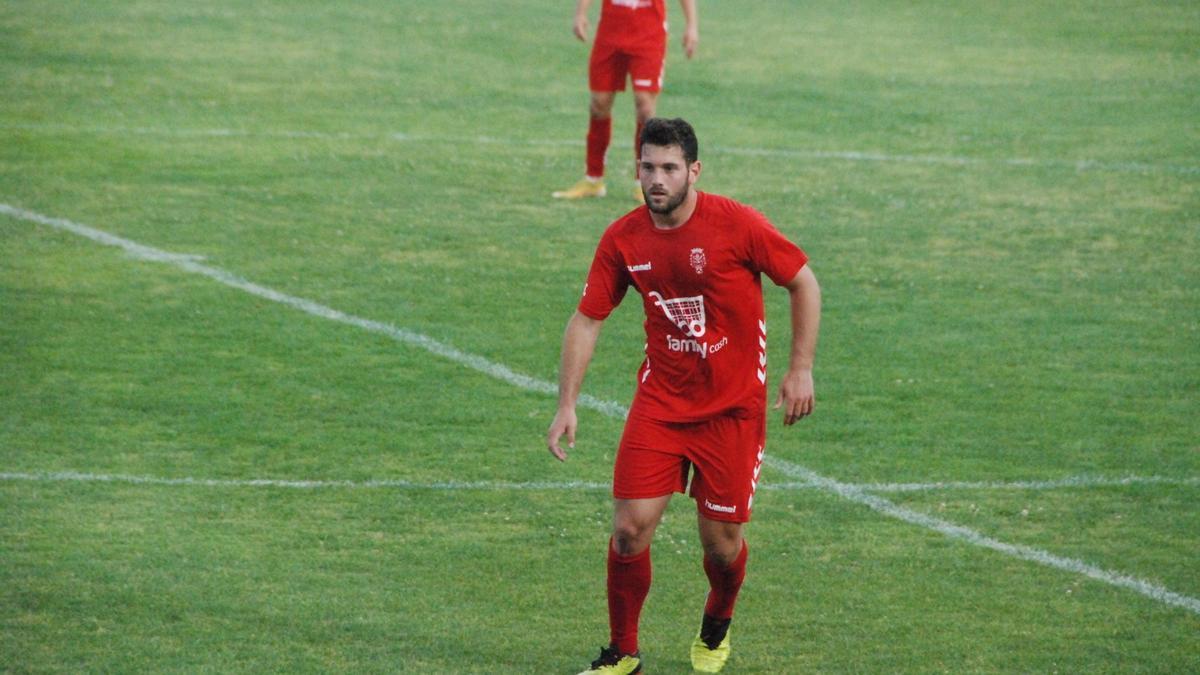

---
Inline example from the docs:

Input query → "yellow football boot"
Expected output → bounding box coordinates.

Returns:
[690,626,731,673]
[578,645,642,674]
[553,177,607,199]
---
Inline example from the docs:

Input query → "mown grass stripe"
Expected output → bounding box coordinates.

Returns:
[5,122,1198,175]
[0,203,626,420]
[0,471,611,491]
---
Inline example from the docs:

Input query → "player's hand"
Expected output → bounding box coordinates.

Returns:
[773,368,814,426]
[682,27,698,59]
[573,14,590,42]
[546,407,578,461]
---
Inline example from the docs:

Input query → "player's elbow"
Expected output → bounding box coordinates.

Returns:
[788,265,819,297]
[569,310,605,335]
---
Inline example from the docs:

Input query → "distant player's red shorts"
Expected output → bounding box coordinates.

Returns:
[589,37,667,93]
[614,413,766,523]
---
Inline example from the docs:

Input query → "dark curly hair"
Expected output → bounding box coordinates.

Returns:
[639,117,698,164]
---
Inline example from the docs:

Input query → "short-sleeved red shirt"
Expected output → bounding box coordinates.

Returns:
[578,191,808,423]
[596,0,668,49]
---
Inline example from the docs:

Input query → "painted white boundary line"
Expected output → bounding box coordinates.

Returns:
[5,470,1195,494]
[843,474,1200,493]
[766,456,1200,616]
[6,122,1198,176]
[3,203,1198,617]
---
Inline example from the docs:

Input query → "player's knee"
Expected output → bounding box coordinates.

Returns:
[701,530,743,567]
[633,94,657,121]
[611,520,653,555]
[590,94,615,118]
[702,541,740,568]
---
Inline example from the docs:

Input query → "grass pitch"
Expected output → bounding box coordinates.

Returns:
[2,0,1198,671]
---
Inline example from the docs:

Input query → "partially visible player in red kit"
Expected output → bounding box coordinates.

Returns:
[547,118,821,674]
[552,0,698,203]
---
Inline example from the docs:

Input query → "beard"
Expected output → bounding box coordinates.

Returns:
[645,183,690,215]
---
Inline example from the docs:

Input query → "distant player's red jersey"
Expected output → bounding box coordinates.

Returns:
[596,0,668,49]
[578,192,808,423]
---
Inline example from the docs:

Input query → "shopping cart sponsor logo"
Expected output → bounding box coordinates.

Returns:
[648,290,706,337]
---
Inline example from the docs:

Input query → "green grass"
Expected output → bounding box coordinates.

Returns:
[2,0,1198,671]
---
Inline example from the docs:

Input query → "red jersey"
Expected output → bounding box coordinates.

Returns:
[578,192,809,423]
[596,0,668,49]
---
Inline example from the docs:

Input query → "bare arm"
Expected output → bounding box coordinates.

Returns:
[546,310,605,460]
[773,265,821,425]
[678,0,698,58]
[573,0,595,41]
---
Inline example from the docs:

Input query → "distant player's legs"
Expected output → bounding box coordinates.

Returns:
[632,90,658,173]
[555,90,617,200]
[629,90,658,203]
[588,91,617,179]
[628,40,663,201]
[556,42,628,200]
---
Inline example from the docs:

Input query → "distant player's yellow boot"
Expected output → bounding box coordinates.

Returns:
[578,645,641,674]
[633,183,645,204]
[553,177,607,199]
[690,623,732,673]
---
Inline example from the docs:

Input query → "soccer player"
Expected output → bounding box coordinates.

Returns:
[552,0,699,203]
[546,118,821,674]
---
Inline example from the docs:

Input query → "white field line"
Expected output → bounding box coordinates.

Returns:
[4,470,1197,495]
[6,121,1199,176]
[765,456,1200,616]
[836,474,1200,493]
[3,202,1198,617]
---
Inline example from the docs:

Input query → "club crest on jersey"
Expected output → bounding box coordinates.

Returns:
[689,247,707,275]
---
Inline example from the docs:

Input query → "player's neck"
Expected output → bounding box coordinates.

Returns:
[649,189,699,230]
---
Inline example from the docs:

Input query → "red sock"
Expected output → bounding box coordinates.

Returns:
[586,115,612,179]
[633,119,644,179]
[703,541,748,619]
[608,540,651,654]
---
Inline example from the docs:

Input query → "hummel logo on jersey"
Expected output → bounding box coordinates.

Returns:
[627,262,652,273]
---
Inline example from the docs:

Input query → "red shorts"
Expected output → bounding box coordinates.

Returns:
[614,413,766,523]
[589,37,667,93]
